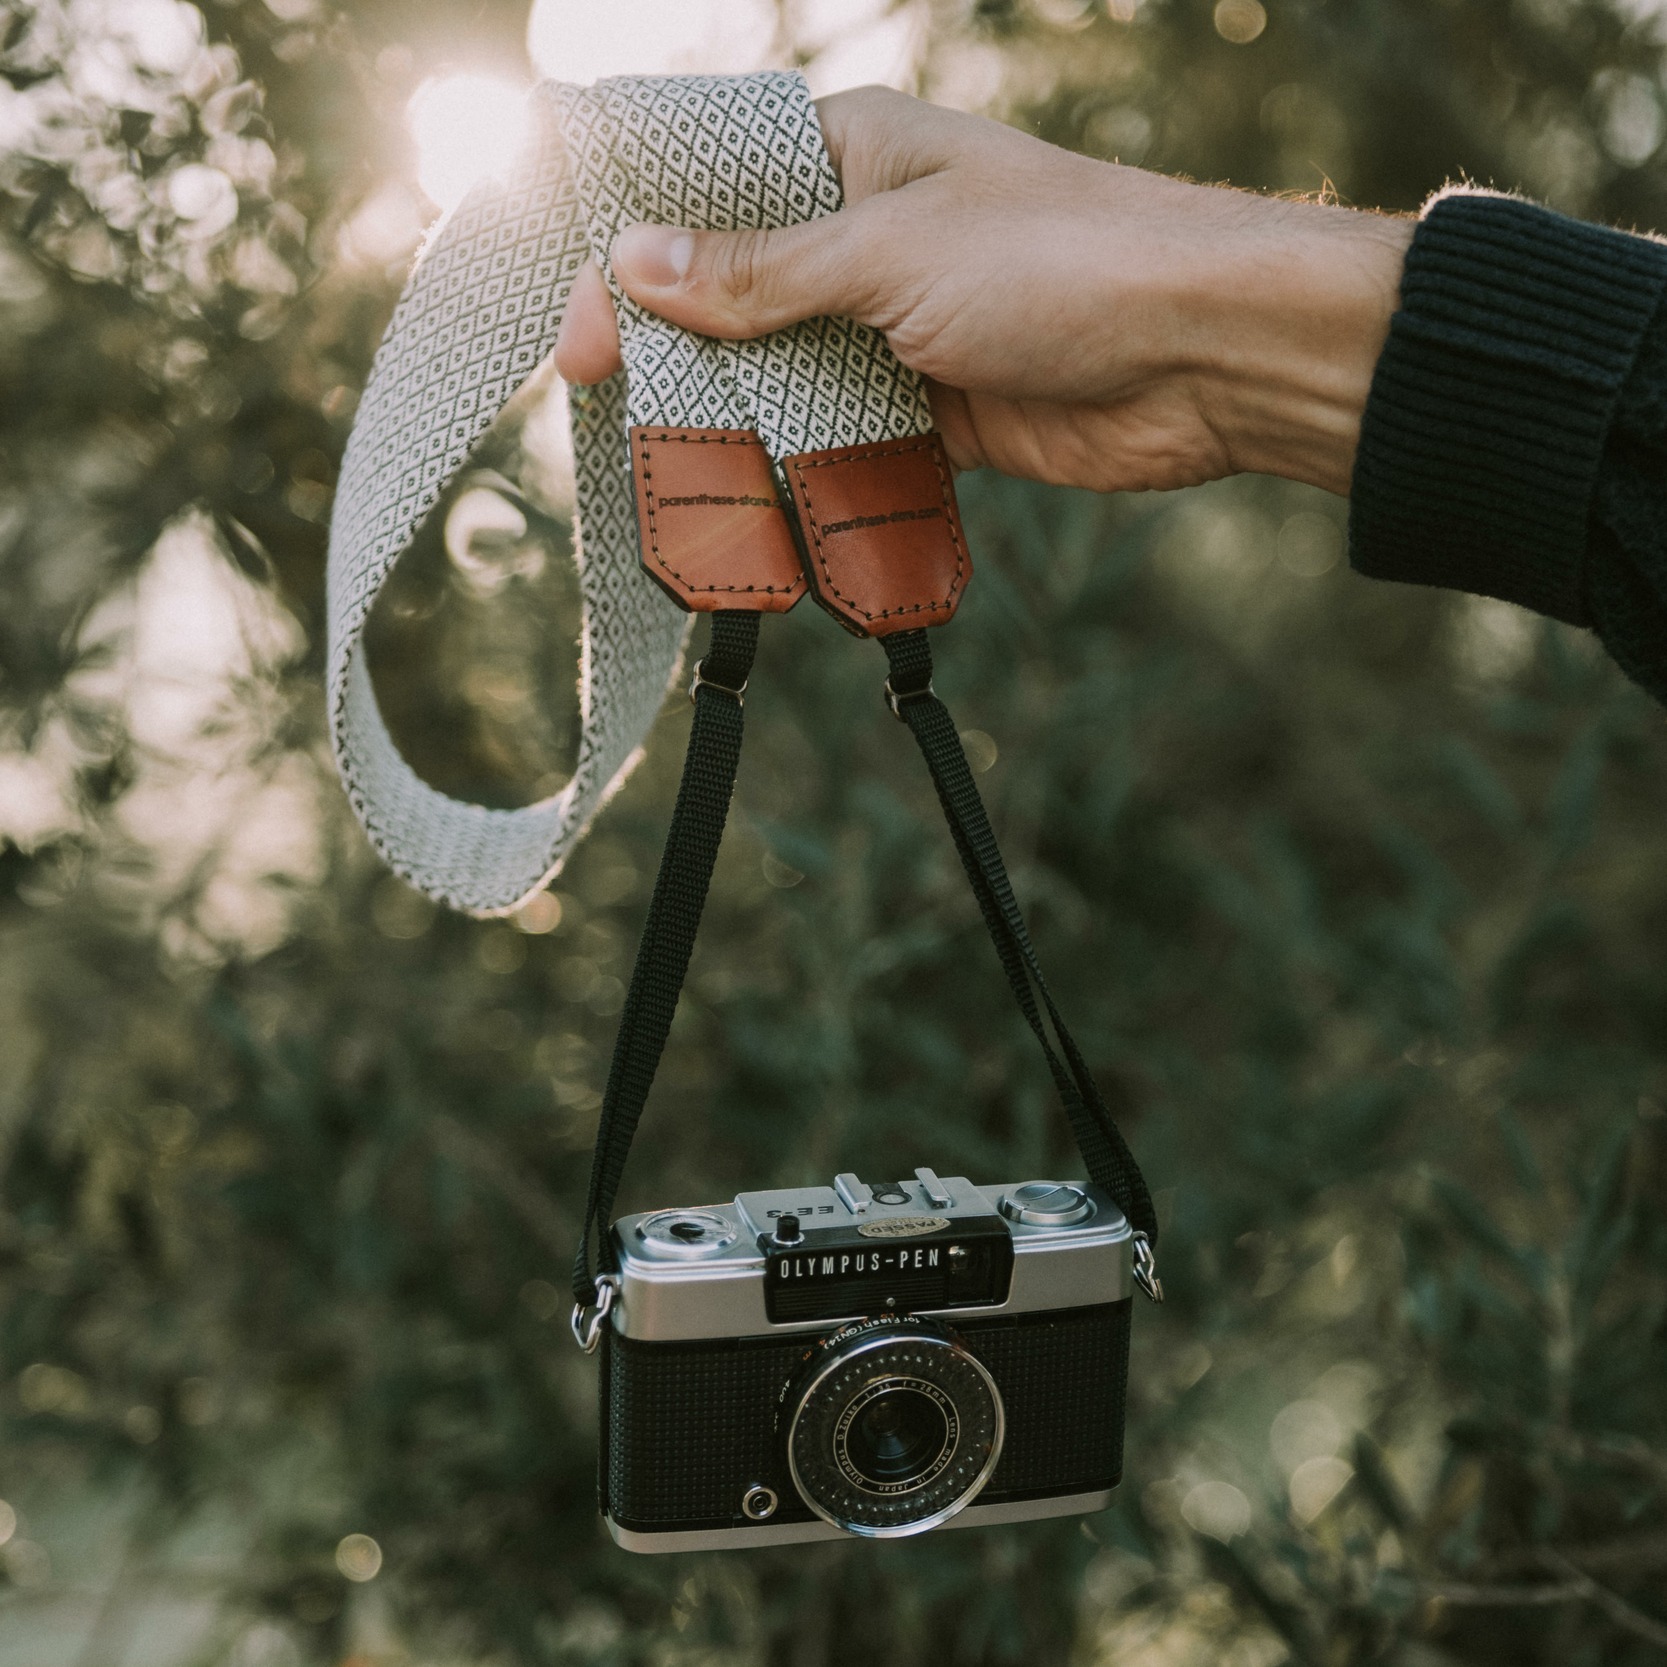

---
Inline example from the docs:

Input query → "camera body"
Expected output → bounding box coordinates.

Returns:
[599,1169,1134,1551]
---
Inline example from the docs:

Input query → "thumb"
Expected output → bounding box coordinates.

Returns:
[610,215,874,340]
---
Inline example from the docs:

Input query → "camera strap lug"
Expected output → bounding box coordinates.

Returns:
[1132,1232,1164,1304]
[571,1274,619,1354]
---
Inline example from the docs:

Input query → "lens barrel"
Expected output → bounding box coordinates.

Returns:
[841,1382,952,1489]
[784,1316,1004,1538]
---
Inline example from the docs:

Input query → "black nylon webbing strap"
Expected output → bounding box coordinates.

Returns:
[570,611,1160,1322]
[572,610,759,1307]
[880,629,1159,1254]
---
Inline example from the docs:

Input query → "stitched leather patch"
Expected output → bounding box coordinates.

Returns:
[780,433,971,637]
[630,427,805,613]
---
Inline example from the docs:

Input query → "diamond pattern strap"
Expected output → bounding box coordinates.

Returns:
[325,72,934,916]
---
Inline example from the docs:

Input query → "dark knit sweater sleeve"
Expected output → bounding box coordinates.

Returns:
[1348,190,1667,704]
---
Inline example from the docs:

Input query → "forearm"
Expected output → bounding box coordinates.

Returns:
[1172,200,1413,496]
[579,93,1424,498]
[569,75,1667,642]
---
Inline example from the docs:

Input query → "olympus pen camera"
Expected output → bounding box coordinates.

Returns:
[594,1169,1134,1550]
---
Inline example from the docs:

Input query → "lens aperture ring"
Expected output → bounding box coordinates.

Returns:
[834,1375,957,1496]
[785,1319,1004,1538]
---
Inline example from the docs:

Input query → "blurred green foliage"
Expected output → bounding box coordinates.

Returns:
[2,0,1667,1663]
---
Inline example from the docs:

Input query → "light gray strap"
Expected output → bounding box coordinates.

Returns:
[326,73,931,916]
[554,77,931,453]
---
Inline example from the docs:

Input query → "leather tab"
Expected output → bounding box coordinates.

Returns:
[781,433,971,637]
[630,427,805,613]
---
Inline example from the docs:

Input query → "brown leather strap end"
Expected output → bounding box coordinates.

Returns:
[780,432,971,638]
[630,427,805,614]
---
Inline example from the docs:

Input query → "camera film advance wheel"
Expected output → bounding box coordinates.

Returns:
[785,1317,1005,1538]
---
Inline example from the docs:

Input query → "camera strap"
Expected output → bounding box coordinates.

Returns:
[879,629,1159,1267]
[570,611,1162,1323]
[317,68,1161,1331]
[326,73,932,914]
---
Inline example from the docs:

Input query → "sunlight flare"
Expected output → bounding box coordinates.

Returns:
[407,73,532,212]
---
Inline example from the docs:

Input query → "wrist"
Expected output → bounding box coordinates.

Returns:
[1173,197,1413,495]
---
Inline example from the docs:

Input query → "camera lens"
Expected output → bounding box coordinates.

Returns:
[784,1317,1004,1538]
[841,1384,952,1489]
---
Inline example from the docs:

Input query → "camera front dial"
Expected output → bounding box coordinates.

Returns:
[785,1316,1004,1538]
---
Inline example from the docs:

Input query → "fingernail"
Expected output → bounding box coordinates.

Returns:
[613,224,694,289]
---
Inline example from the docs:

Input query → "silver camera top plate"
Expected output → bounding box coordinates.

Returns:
[610,1176,1132,1342]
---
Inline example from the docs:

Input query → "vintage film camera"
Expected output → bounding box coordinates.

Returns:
[592,1168,1134,1550]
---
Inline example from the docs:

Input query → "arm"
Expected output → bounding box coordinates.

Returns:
[553,87,1667,705]
[553,85,1411,497]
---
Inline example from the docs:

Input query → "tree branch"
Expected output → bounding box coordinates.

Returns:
[1539,1553,1667,1651]
[1421,1558,1667,1650]
[1423,1580,1587,1608]
[1483,1530,1667,1579]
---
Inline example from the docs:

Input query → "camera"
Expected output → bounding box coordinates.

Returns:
[595,1168,1134,1550]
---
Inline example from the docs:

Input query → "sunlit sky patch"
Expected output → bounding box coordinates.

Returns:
[406,73,531,213]
[525,0,778,87]
[407,0,926,214]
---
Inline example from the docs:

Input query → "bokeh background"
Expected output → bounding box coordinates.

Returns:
[2,0,1667,1662]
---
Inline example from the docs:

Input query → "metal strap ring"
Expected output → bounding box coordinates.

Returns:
[570,1274,620,1353]
[1132,1232,1164,1304]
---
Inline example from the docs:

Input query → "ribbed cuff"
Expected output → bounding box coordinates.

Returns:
[1348,190,1667,625]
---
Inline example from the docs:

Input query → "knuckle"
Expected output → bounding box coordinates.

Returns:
[705,227,773,305]
[841,201,911,321]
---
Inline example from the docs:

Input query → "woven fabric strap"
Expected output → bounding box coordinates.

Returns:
[325,72,932,916]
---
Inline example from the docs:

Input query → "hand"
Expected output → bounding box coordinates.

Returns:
[552,86,1413,498]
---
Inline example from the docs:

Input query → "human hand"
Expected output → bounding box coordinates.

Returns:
[552,86,1412,498]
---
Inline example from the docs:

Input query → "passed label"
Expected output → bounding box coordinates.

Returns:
[857,1215,950,1239]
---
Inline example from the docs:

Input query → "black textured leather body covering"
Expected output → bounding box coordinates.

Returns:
[602,1299,1132,1535]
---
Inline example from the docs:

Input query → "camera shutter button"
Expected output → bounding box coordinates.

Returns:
[998,1182,1093,1227]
